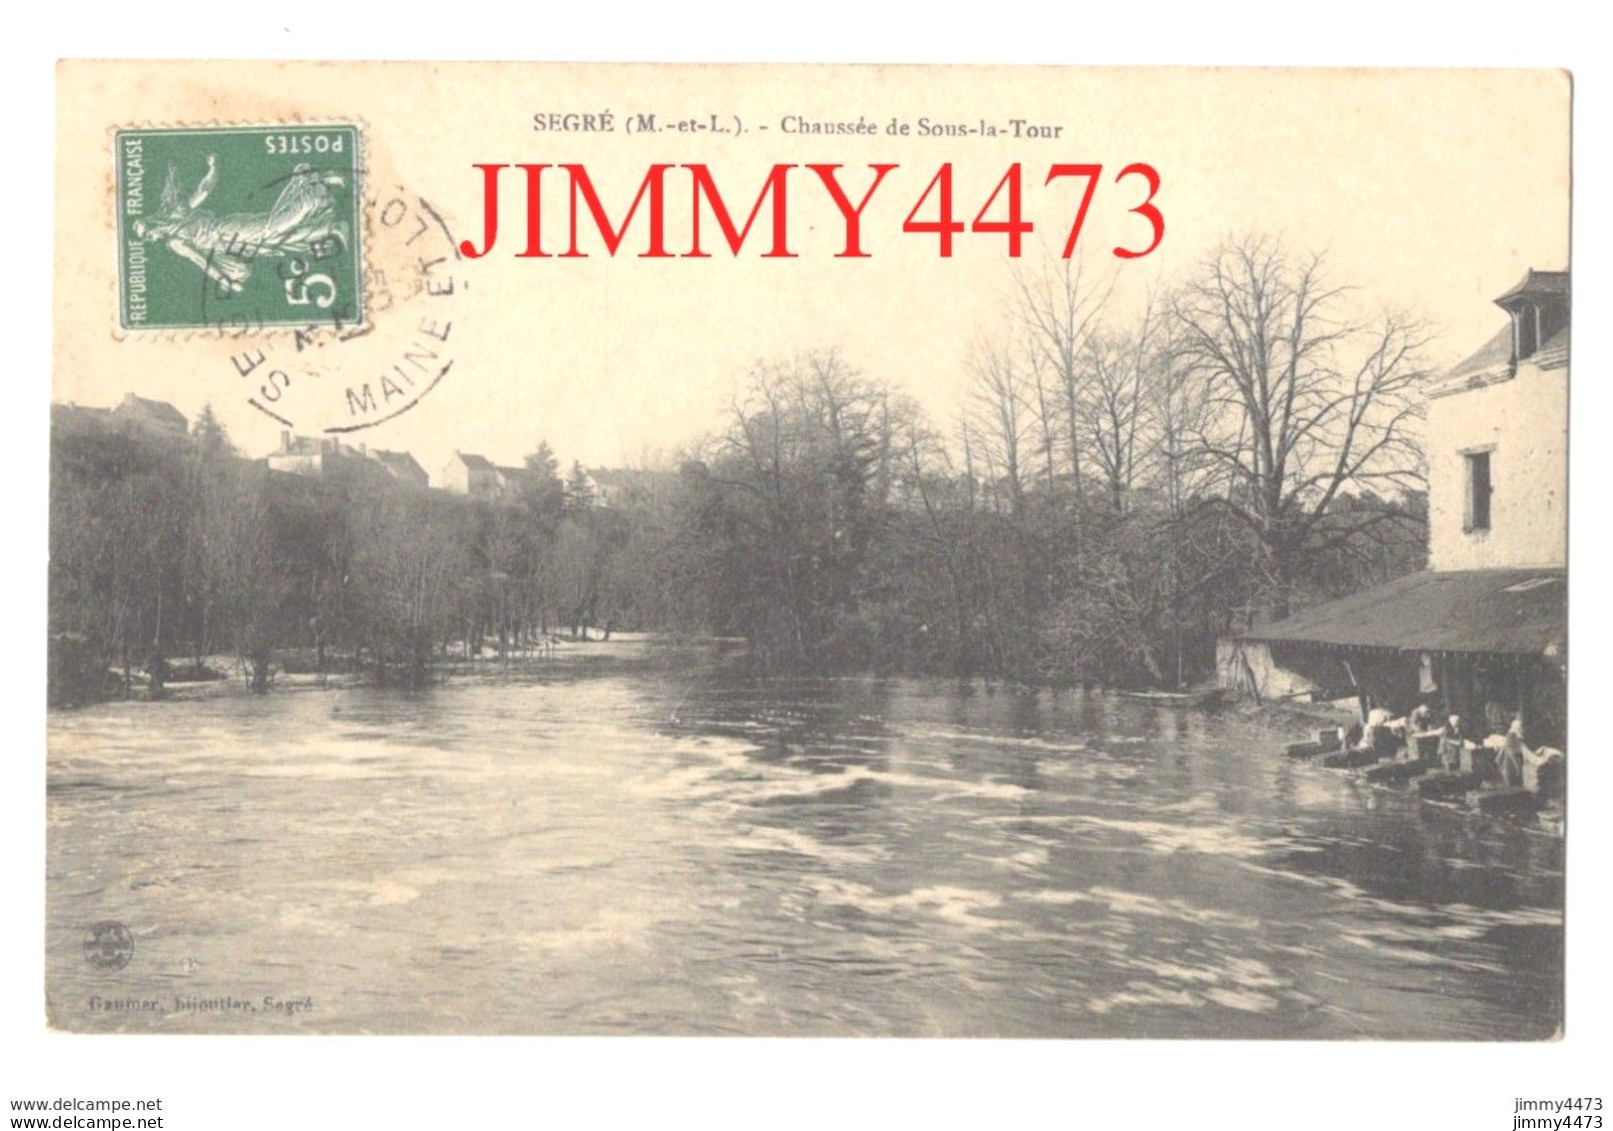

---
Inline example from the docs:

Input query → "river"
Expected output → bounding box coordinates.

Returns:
[46,640,1563,1037]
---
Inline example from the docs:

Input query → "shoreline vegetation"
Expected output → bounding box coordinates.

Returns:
[50,236,1427,709]
[58,633,723,701]
[54,634,1359,745]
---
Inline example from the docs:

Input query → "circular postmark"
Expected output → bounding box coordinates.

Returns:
[83,920,134,972]
[114,122,470,438]
[217,182,467,436]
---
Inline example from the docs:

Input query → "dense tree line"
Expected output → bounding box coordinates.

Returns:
[47,409,659,703]
[48,234,1429,704]
[653,235,1429,683]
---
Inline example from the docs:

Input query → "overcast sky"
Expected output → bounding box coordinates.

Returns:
[55,64,1569,480]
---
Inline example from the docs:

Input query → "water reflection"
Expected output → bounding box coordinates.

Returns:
[47,642,1562,1037]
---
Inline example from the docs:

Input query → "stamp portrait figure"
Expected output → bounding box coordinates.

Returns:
[133,155,351,294]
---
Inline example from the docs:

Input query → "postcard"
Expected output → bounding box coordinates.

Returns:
[48,61,1568,1037]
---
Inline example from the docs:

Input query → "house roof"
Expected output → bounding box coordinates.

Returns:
[369,449,425,476]
[1494,268,1569,308]
[455,452,496,471]
[1440,269,1571,393]
[1446,323,1569,387]
[1447,325,1514,385]
[1533,325,1569,371]
[1236,569,1566,657]
[274,435,333,457]
[119,394,188,429]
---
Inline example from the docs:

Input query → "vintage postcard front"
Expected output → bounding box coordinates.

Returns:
[49,62,1569,1036]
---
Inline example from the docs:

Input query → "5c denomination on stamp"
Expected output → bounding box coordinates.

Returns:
[115,124,363,331]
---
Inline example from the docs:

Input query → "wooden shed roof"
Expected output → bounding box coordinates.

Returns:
[1236,569,1566,656]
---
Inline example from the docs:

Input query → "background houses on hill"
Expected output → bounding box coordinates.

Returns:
[268,432,430,488]
[576,466,675,509]
[55,395,190,441]
[54,396,632,505]
[438,453,670,505]
[440,451,500,496]
[440,452,539,500]
[1221,269,1569,747]
[266,433,358,477]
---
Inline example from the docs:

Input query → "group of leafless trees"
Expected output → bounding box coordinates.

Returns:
[48,410,633,703]
[47,231,1435,702]
[658,233,1431,683]
[49,408,281,701]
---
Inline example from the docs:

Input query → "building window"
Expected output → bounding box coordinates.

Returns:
[1465,450,1492,533]
[1514,304,1539,361]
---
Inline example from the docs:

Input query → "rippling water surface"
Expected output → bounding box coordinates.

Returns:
[47,642,1563,1037]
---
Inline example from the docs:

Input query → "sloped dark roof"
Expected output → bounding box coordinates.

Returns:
[370,449,426,477]
[1533,325,1569,371]
[455,452,495,471]
[1494,268,1569,307]
[494,465,536,484]
[119,394,188,428]
[1439,281,1571,392]
[1447,325,1514,385]
[1237,569,1566,656]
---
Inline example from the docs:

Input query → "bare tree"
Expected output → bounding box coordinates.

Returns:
[1022,338,1062,493]
[1173,234,1431,617]
[1077,295,1157,512]
[702,350,919,668]
[963,333,1034,516]
[1142,312,1219,515]
[349,493,473,684]
[205,464,279,691]
[1010,251,1116,497]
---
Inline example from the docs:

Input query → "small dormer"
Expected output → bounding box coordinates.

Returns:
[1494,269,1569,368]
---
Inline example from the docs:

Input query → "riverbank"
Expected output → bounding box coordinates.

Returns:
[50,633,755,708]
[47,658,1561,1037]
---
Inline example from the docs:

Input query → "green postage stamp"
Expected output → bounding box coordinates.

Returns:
[114,124,363,331]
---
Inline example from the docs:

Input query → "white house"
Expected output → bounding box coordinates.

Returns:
[439,451,502,496]
[1220,269,1569,747]
[267,432,357,476]
[1426,269,1568,572]
[439,452,534,498]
